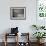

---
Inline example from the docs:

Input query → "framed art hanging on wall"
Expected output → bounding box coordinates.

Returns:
[10,7,26,20]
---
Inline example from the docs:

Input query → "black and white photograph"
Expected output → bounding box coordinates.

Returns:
[10,7,26,20]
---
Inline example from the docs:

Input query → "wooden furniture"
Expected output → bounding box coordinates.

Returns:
[4,33,18,46]
[4,33,30,46]
[19,33,30,46]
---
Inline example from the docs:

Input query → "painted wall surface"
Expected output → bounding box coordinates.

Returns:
[0,0,37,42]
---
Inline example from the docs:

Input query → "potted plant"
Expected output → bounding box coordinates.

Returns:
[33,32,46,43]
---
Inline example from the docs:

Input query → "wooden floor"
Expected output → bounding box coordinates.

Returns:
[0,42,46,46]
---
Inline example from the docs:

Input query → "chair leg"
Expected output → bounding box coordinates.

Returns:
[4,40,7,46]
[4,33,7,46]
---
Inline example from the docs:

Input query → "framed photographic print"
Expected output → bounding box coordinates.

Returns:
[10,7,26,20]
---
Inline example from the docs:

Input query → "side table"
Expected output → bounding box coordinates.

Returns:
[4,33,18,46]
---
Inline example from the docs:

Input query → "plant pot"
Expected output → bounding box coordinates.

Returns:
[40,38,45,43]
[37,39,40,43]
[37,39,45,44]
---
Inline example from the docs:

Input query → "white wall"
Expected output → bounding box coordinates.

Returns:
[0,0,37,42]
